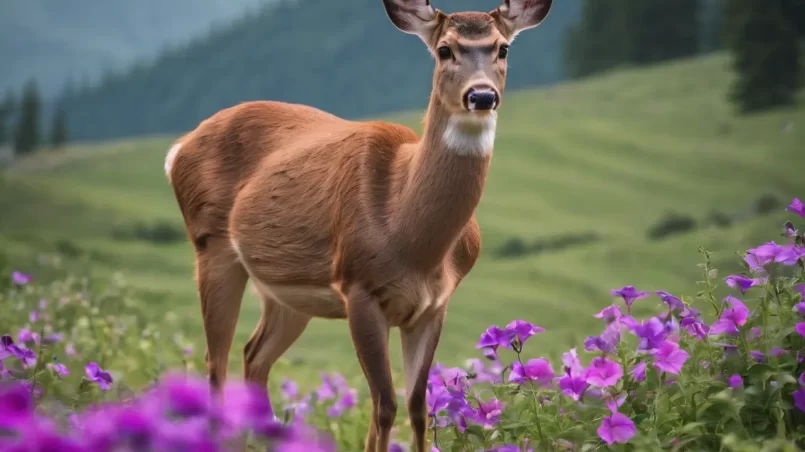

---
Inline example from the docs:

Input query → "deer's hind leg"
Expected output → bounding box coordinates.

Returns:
[195,236,249,390]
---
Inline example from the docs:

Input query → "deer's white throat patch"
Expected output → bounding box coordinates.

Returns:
[442,112,497,157]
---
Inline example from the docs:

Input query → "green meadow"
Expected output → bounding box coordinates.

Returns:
[1,53,803,384]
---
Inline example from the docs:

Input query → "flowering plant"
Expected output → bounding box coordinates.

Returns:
[0,197,804,451]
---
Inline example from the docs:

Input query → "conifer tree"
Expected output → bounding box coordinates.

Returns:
[0,91,15,147]
[14,79,41,154]
[50,107,69,149]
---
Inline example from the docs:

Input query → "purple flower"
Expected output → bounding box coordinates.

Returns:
[0,335,15,360]
[327,388,357,417]
[725,275,763,294]
[281,379,299,401]
[631,362,646,382]
[474,397,505,428]
[729,374,743,388]
[426,384,452,416]
[583,357,623,388]
[799,372,805,386]
[597,412,636,445]
[655,291,684,312]
[476,326,516,352]
[18,328,39,345]
[651,340,689,375]
[562,348,584,376]
[85,362,113,390]
[794,387,805,413]
[709,296,749,336]
[29,311,39,323]
[593,305,622,324]
[610,286,651,313]
[390,443,405,452]
[465,358,503,384]
[14,347,37,367]
[787,198,805,219]
[750,350,765,363]
[43,333,63,344]
[796,323,805,338]
[12,271,32,285]
[629,317,667,353]
[505,320,545,347]
[487,446,521,452]
[557,374,589,401]
[65,343,77,358]
[509,358,555,386]
[796,302,805,316]
[48,363,70,377]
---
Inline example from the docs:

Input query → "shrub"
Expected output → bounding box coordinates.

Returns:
[110,220,185,245]
[647,211,697,240]
[494,232,601,259]
[0,197,804,451]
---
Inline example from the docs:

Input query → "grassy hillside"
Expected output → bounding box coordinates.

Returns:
[59,0,580,142]
[1,54,804,383]
[1,0,271,97]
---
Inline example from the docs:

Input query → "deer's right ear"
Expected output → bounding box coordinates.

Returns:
[382,0,440,40]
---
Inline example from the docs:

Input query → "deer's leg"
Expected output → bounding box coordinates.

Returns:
[195,238,249,390]
[242,295,310,389]
[401,308,446,452]
[345,285,397,452]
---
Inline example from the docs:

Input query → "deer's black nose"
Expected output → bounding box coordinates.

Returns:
[465,88,497,111]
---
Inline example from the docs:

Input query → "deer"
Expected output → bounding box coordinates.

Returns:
[164,0,552,450]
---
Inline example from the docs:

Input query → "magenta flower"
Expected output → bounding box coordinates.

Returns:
[48,363,70,377]
[795,284,805,301]
[426,384,452,416]
[0,335,15,360]
[466,358,503,384]
[476,326,516,352]
[593,305,622,324]
[651,340,689,375]
[597,412,636,445]
[787,198,805,219]
[11,271,32,285]
[583,357,623,388]
[18,328,39,346]
[610,286,651,313]
[724,275,763,294]
[794,388,805,413]
[708,296,749,336]
[509,358,555,386]
[85,362,113,390]
[562,348,584,376]
[799,372,805,386]
[728,374,743,388]
[557,373,589,401]
[474,397,505,429]
[327,388,357,417]
[629,317,667,353]
[796,323,805,338]
[505,320,545,347]
[655,291,684,312]
[631,362,647,382]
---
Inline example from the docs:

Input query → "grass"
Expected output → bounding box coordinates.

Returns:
[1,53,804,385]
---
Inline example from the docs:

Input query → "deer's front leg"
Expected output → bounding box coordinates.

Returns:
[345,285,397,452]
[401,307,445,452]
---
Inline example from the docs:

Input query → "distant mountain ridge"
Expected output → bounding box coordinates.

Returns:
[2,0,273,97]
[59,0,582,142]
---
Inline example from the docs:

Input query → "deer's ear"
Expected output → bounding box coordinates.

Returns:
[382,0,440,41]
[491,0,552,40]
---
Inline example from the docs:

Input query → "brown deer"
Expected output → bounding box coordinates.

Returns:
[164,0,552,450]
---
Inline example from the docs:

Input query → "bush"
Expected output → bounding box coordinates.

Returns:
[495,232,601,259]
[110,220,185,245]
[0,197,804,451]
[647,212,697,240]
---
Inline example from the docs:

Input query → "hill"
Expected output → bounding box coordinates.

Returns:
[1,54,804,382]
[1,0,271,97]
[58,0,581,142]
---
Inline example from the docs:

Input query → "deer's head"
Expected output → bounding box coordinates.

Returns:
[383,0,552,115]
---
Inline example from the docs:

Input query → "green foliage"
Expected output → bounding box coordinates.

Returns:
[0,90,15,147]
[58,0,581,142]
[564,0,703,78]
[724,0,803,113]
[647,212,698,240]
[13,79,41,155]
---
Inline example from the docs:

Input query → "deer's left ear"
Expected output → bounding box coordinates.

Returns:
[382,0,442,45]
[491,0,552,40]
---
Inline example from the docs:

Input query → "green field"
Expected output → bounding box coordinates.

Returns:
[1,53,804,385]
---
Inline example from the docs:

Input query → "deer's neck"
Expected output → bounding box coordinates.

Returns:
[392,95,495,270]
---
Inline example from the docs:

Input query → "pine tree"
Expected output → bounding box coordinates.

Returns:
[725,0,802,113]
[562,0,630,78]
[0,91,15,147]
[50,107,69,149]
[14,79,42,154]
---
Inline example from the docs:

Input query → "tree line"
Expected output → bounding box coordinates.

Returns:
[0,79,69,157]
[564,0,804,113]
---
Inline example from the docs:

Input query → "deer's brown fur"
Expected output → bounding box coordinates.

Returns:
[165,1,552,450]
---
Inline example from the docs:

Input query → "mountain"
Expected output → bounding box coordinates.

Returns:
[1,0,272,97]
[59,0,581,142]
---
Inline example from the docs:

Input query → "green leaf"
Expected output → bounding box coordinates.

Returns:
[747,364,775,384]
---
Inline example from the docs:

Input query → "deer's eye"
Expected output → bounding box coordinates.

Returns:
[437,46,452,60]
[498,45,509,59]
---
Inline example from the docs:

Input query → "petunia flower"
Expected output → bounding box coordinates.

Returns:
[583,357,623,388]
[11,272,32,285]
[505,320,545,348]
[593,305,622,324]
[631,362,646,382]
[610,286,651,313]
[651,340,689,375]
[655,291,684,312]
[48,363,70,377]
[728,374,743,388]
[628,317,667,353]
[796,323,805,338]
[708,296,749,336]
[476,326,516,352]
[474,397,505,429]
[509,358,555,387]
[85,362,113,390]
[794,387,805,413]
[0,335,15,360]
[597,412,636,445]
[724,275,764,294]
[787,198,805,219]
